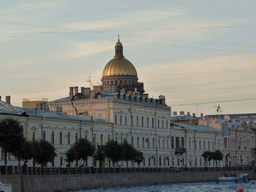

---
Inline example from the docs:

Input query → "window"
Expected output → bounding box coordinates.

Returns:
[166,121,168,129]
[162,140,165,148]
[75,133,78,141]
[68,132,70,145]
[181,137,184,148]
[43,131,46,140]
[147,117,149,127]
[204,141,206,150]
[120,115,122,125]
[159,157,161,166]
[137,137,139,147]
[51,131,54,144]
[158,139,160,148]
[208,141,210,150]
[158,120,160,128]
[212,141,214,150]
[100,134,103,145]
[85,135,87,139]
[141,117,144,127]
[171,137,174,148]
[131,137,134,146]
[59,132,62,144]
[136,116,139,127]
[93,134,96,145]
[167,140,169,149]
[148,138,150,148]
[125,116,127,125]
[189,141,191,149]
[115,115,117,125]
[108,135,110,141]
[176,137,180,148]
[148,157,151,166]
[32,132,35,140]
[199,140,201,150]
[194,140,197,149]
[131,115,133,126]
[142,137,144,148]
[162,120,164,128]
[153,138,155,148]
[152,118,154,128]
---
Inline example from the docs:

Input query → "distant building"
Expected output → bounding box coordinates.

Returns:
[199,116,252,166]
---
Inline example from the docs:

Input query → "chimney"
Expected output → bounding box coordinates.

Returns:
[200,113,203,117]
[159,95,166,104]
[69,87,74,100]
[89,90,96,99]
[6,96,11,105]
[187,112,190,116]
[180,111,184,115]
[193,113,196,118]
[81,87,85,93]
[74,86,78,95]
[173,111,177,115]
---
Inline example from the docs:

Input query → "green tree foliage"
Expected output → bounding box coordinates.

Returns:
[104,139,123,165]
[201,151,213,167]
[121,140,137,167]
[0,118,24,165]
[12,138,35,161]
[212,150,223,166]
[65,145,76,164]
[133,150,144,167]
[94,145,106,168]
[32,139,57,167]
[72,138,95,163]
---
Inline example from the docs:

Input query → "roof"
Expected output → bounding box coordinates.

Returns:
[170,115,193,120]
[51,92,169,107]
[173,123,221,133]
[0,101,95,122]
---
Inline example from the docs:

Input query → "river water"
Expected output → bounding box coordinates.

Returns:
[69,180,256,192]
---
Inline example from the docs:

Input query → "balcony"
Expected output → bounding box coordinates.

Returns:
[175,148,186,155]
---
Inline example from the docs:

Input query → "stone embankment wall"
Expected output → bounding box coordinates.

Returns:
[0,170,255,192]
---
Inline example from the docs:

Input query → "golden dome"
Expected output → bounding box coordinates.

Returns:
[102,58,137,76]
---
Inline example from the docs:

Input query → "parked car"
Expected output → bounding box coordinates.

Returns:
[169,167,181,172]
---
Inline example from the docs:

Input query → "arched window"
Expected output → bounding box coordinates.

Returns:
[152,118,154,128]
[142,137,144,148]
[42,131,46,140]
[141,117,144,127]
[162,120,164,128]
[153,138,155,148]
[147,117,149,127]
[136,116,139,127]
[120,115,122,125]
[32,132,35,140]
[59,132,62,144]
[51,131,54,144]
[68,132,70,145]
[131,115,133,126]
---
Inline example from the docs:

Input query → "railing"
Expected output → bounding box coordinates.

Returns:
[0,165,254,175]
[175,148,186,154]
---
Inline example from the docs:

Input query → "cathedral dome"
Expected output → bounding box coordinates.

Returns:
[102,39,137,77]
[102,58,137,76]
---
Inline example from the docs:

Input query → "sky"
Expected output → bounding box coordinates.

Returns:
[0,0,256,116]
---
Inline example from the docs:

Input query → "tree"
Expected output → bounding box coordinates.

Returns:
[212,150,223,167]
[94,145,106,168]
[12,138,35,162]
[32,139,57,167]
[121,140,137,167]
[0,118,24,165]
[65,145,76,165]
[72,138,95,165]
[133,150,144,167]
[201,151,213,168]
[104,139,123,166]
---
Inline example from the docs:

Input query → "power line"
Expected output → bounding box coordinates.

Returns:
[170,97,256,107]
